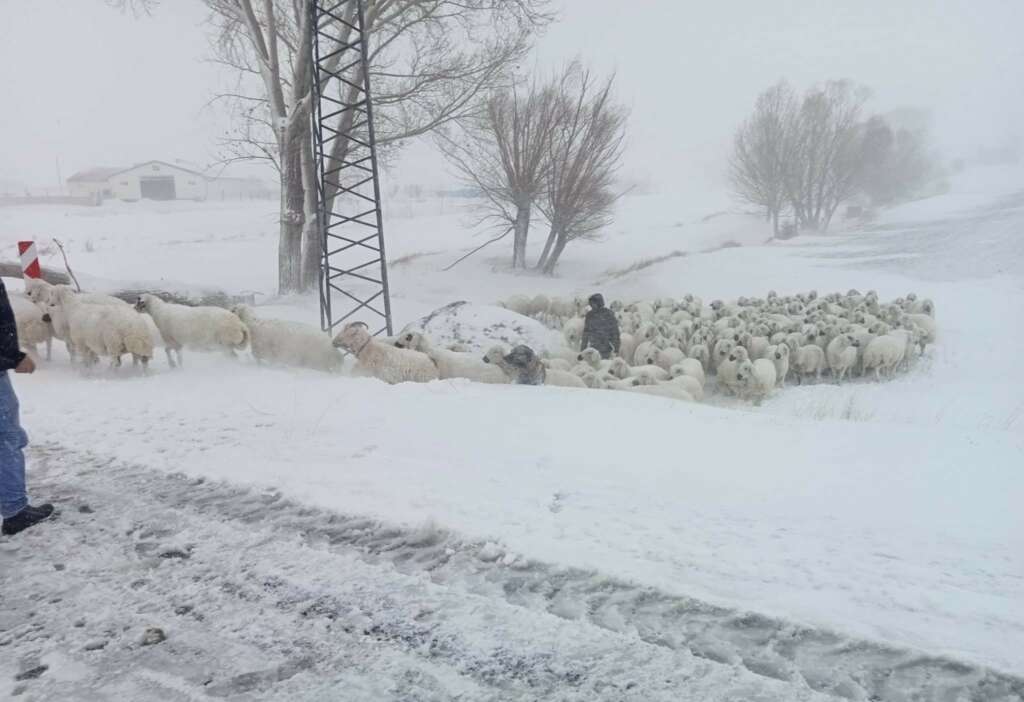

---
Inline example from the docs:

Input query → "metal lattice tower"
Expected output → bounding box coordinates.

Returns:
[310,0,392,336]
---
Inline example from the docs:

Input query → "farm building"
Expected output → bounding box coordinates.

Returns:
[107,161,207,201]
[66,166,122,200]
[63,161,275,203]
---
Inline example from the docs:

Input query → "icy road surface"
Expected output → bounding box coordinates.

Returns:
[1,446,1021,701]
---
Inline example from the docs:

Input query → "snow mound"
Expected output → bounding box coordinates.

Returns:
[400,301,567,354]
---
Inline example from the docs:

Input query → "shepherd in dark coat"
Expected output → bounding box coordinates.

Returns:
[580,293,620,359]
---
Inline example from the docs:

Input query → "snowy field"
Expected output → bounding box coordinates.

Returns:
[0,166,1023,699]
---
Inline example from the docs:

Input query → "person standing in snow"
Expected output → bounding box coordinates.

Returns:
[580,293,620,359]
[0,278,52,536]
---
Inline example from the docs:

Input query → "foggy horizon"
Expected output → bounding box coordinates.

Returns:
[2,0,1022,191]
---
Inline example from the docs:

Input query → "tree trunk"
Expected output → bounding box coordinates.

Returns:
[299,125,321,293]
[541,229,567,275]
[278,129,306,294]
[512,201,531,268]
[534,223,558,270]
[771,209,780,237]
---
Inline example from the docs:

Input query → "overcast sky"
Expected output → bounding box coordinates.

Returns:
[1,0,1021,190]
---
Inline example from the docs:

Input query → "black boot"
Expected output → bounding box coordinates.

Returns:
[2,503,55,536]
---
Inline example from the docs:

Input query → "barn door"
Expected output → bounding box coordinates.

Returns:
[140,176,176,200]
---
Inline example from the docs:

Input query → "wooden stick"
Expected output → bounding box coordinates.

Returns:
[52,239,82,292]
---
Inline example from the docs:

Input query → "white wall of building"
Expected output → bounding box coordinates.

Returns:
[109,161,207,201]
[67,181,107,198]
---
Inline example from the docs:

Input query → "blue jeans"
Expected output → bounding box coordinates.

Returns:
[0,372,29,518]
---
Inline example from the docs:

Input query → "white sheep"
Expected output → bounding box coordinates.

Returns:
[668,358,706,387]
[562,316,585,350]
[626,364,670,383]
[861,334,906,381]
[46,286,161,364]
[654,346,685,372]
[766,344,790,387]
[687,343,710,372]
[501,294,532,316]
[232,305,342,373]
[624,383,694,402]
[712,338,735,372]
[576,347,613,373]
[48,295,154,370]
[665,374,703,401]
[49,284,131,309]
[631,340,662,367]
[742,332,771,360]
[826,334,859,384]
[547,296,576,320]
[135,293,249,368]
[541,357,574,372]
[544,368,587,388]
[394,330,506,384]
[716,346,748,396]
[735,358,777,404]
[593,375,642,391]
[334,322,439,384]
[10,293,53,360]
[24,278,53,306]
[617,332,637,366]
[901,313,936,352]
[791,344,826,384]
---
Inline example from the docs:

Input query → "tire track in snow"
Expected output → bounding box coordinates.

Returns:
[7,443,1024,701]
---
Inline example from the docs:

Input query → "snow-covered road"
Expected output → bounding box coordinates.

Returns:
[2,445,1021,701]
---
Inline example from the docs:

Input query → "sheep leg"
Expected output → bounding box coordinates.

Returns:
[45,338,52,361]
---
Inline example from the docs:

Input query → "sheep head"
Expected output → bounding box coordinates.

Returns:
[395,330,424,350]
[578,347,601,367]
[481,346,505,365]
[333,322,370,351]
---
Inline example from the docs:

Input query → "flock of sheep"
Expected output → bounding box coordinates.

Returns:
[15,279,336,373]
[489,288,937,403]
[11,278,936,408]
[327,288,937,406]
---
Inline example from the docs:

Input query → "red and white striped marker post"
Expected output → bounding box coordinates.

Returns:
[18,241,41,279]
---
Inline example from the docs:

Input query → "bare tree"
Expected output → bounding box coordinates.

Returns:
[535,64,627,275]
[199,0,553,293]
[439,79,562,268]
[729,81,797,237]
[784,80,868,231]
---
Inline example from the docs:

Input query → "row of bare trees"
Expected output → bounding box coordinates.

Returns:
[440,63,627,274]
[730,80,935,236]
